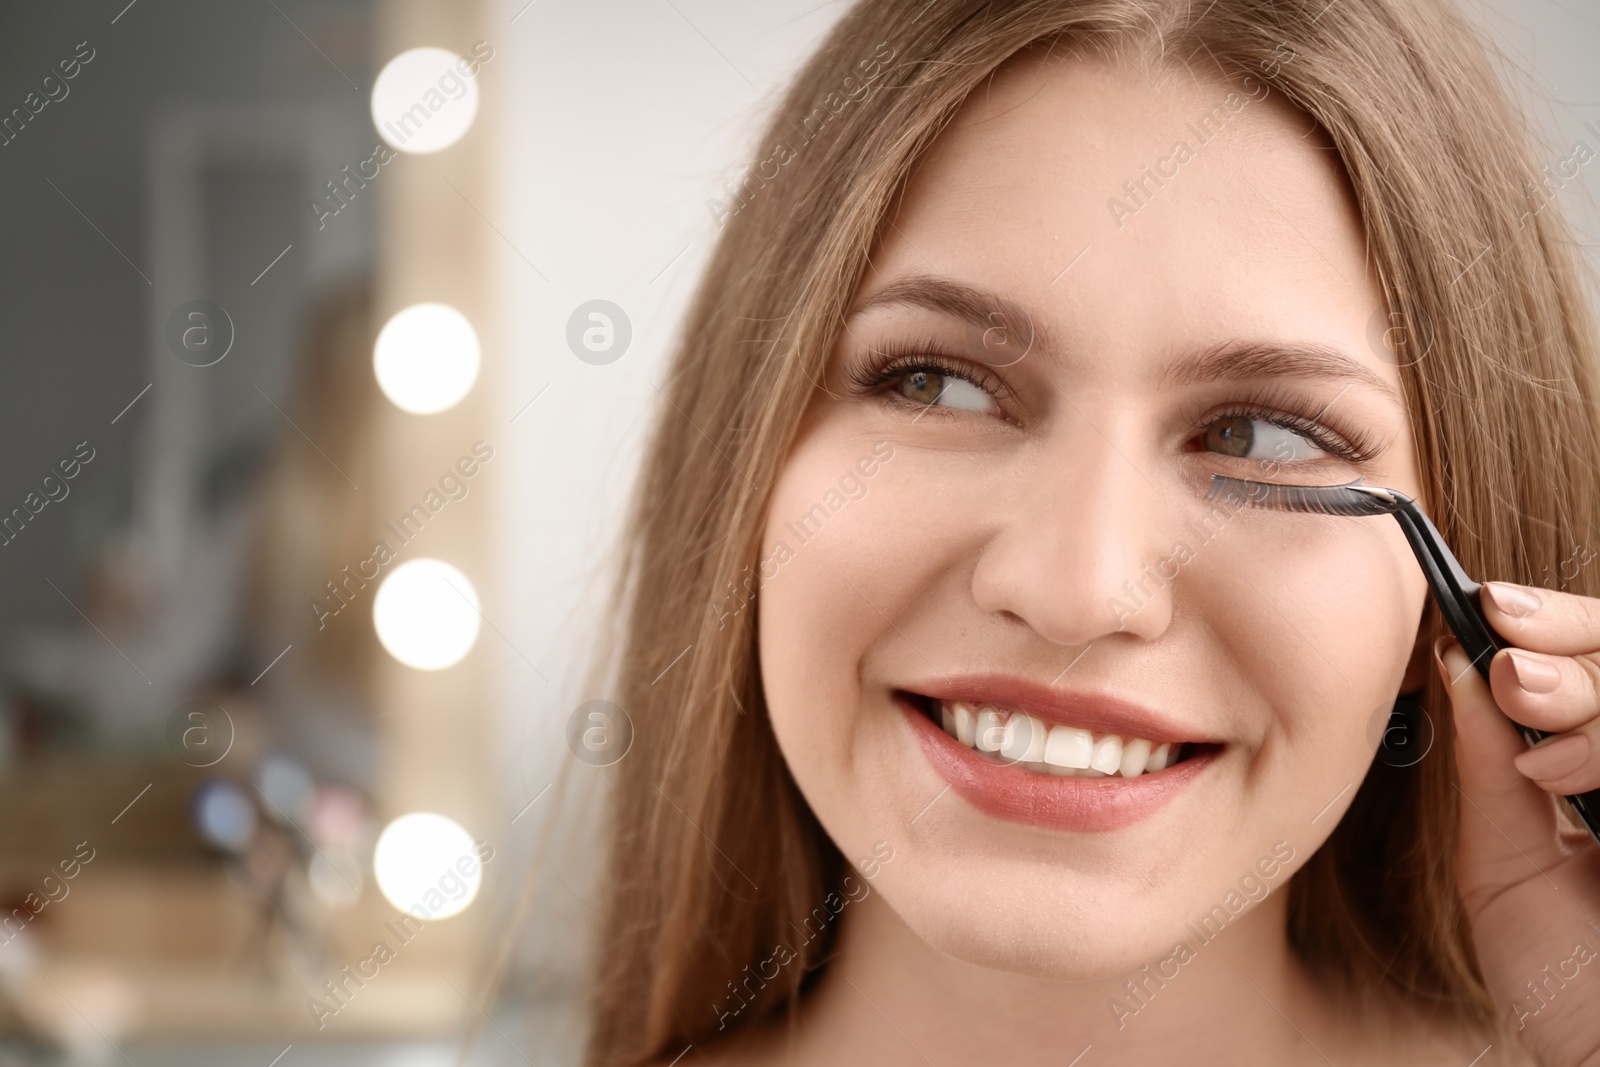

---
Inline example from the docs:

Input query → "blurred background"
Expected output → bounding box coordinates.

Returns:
[0,0,1593,1064]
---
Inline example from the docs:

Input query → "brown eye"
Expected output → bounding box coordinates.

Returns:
[865,355,1002,415]
[898,370,947,405]
[1205,415,1253,457]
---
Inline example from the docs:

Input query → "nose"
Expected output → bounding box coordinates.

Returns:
[969,407,1176,647]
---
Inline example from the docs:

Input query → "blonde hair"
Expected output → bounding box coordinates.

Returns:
[580,0,1600,1062]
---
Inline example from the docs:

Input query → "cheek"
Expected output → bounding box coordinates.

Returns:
[752,431,960,851]
[1187,509,1426,800]
[756,436,926,813]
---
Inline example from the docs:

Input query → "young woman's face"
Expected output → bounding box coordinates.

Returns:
[757,52,1431,978]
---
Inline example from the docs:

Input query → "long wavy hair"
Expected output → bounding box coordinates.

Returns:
[577,0,1600,1062]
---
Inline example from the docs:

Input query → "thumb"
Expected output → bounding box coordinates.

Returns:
[1440,635,1567,903]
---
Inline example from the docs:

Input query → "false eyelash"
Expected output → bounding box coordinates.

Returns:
[1195,382,1381,464]
[844,338,1009,408]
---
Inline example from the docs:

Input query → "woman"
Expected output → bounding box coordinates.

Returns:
[581,0,1600,1062]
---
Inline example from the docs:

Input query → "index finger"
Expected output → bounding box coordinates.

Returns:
[1480,580,1600,656]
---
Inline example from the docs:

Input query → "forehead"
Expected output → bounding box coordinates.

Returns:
[860,51,1395,393]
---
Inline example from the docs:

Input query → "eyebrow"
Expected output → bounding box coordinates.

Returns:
[846,273,1402,405]
[1158,339,1402,405]
[847,275,1057,357]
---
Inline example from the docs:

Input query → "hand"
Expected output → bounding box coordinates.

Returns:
[1442,580,1600,1066]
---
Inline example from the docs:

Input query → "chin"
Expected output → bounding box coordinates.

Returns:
[862,849,1232,983]
[883,870,1216,985]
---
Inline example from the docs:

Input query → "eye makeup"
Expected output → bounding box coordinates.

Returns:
[1209,472,1600,847]
[846,339,1383,468]
[844,338,1012,415]
[1188,382,1380,465]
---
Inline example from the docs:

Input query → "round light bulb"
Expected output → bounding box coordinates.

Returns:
[372,558,481,670]
[373,303,480,414]
[372,812,482,920]
[371,47,480,154]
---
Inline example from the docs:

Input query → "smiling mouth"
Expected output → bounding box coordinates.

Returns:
[901,692,1214,779]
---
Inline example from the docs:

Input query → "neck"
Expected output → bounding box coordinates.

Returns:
[749,884,1343,1064]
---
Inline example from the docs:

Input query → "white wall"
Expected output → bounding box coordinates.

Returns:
[483,0,856,997]
[1458,0,1600,270]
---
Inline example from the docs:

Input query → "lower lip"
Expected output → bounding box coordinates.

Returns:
[899,695,1216,832]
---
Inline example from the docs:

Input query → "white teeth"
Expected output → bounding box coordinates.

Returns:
[1089,734,1123,775]
[932,700,1181,779]
[954,702,977,747]
[1043,724,1093,770]
[975,707,1005,753]
[1000,714,1047,763]
[1119,737,1151,778]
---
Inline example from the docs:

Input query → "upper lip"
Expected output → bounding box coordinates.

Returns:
[900,672,1216,745]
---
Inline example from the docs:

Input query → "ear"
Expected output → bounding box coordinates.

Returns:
[1398,598,1436,693]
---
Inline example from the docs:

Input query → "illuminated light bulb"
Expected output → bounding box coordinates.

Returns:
[372,812,481,920]
[373,303,480,414]
[372,559,481,670]
[371,47,480,154]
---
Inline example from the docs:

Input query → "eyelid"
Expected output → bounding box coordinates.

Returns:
[1186,382,1381,463]
[844,346,1384,463]
[844,338,1019,414]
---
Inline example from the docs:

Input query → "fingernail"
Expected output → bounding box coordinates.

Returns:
[1484,582,1542,618]
[1507,649,1562,694]
[1513,732,1590,782]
